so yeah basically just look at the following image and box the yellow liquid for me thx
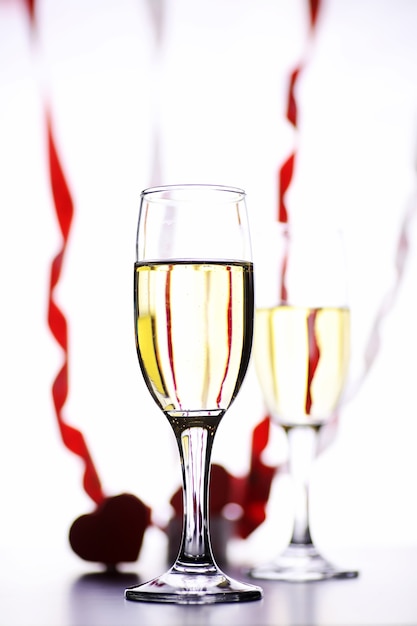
[134,260,253,417]
[254,305,350,426]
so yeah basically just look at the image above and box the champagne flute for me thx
[125,184,262,603]
[249,221,358,582]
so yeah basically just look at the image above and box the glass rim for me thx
[140,183,246,201]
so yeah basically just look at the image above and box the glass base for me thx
[249,544,359,582]
[125,564,262,604]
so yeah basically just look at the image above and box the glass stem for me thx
[285,425,320,547]
[169,416,221,569]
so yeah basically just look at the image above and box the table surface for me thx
[1,546,416,625]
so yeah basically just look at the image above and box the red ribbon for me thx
[22,0,35,25]
[278,0,321,297]
[240,0,323,538]
[22,0,105,506]
[46,111,105,505]
[278,0,321,223]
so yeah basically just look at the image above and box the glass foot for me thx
[249,545,359,582]
[125,563,263,604]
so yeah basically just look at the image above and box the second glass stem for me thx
[285,425,320,546]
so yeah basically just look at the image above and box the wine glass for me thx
[249,221,359,582]
[125,184,262,603]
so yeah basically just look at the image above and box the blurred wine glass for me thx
[249,221,358,581]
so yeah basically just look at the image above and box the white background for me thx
[1,0,417,574]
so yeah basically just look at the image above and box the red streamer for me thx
[278,0,321,300]
[278,0,321,223]
[22,0,35,26]
[46,111,105,505]
[239,0,323,538]
[22,0,105,506]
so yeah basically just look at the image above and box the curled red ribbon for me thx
[22,0,105,506]
[242,0,323,537]
[278,0,320,224]
[46,111,105,505]
[22,0,35,25]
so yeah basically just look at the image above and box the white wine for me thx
[254,305,350,426]
[134,260,254,418]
